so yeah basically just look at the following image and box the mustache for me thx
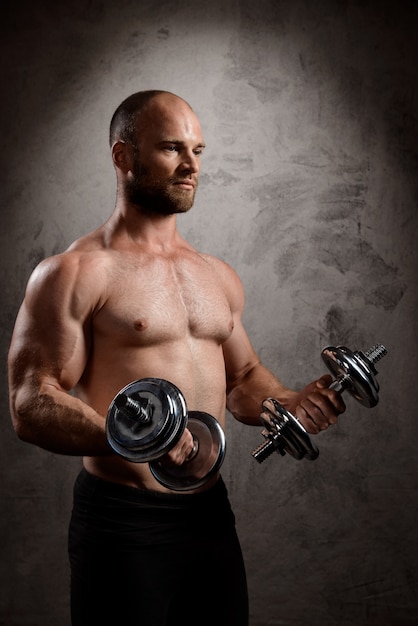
[136,172,198,189]
[170,176,198,186]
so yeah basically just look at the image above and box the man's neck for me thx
[107,199,183,252]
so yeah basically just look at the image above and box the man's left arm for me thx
[223,316,345,434]
[212,257,345,433]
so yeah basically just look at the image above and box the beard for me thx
[126,158,198,216]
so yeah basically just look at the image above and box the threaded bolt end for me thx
[115,394,152,423]
[252,440,277,463]
[364,344,387,364]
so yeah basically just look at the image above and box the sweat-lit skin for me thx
[8,93,345,492]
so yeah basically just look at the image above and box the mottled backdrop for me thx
[1,1,417,625]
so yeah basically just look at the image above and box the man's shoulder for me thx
[199,252,240,281]
[28,229,112,293]
[196,252,244,307]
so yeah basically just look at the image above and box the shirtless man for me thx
[8,90,345,626]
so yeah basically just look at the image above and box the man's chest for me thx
[93,255,234,346]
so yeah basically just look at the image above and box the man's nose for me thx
[179,150,199,174]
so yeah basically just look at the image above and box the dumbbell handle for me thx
[328,379,346,393]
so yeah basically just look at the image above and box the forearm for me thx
[10,380,111,456]
[226,362,298,425]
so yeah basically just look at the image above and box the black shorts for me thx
[68,468,249,626]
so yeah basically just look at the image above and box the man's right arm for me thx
[8,253,111,456]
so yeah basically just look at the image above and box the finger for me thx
[294,404,321,434]
[315,376,346,413]
[298,398,333,430]
[164,430,194,465]
[315,387,346,413]
[179,429,195,460]
[316,374,333,389]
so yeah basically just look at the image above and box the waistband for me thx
[75,467,229,509]
[70,468,236,547]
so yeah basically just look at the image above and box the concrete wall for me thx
[1,1,417,624]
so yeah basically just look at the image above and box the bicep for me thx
[215,259,261,386]
[222,316,260,390]
[9,299,90,393]
[8,258,93,395]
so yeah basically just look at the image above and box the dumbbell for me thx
[106,377,226,491]
[252,344,387,463]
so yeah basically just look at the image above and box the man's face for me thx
[126,96,205,215]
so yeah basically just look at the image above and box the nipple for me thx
[134,319,149,332]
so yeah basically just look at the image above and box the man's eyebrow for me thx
[158,139,206,148]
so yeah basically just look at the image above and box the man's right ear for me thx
[111,140,134,172]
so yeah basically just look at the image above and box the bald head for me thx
[109,90,195,147]
[110,90,204,216]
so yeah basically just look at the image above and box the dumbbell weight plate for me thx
[260,398,319,461]
[106,378,188,462]
[321,346,379,408]
[149,411,226,491]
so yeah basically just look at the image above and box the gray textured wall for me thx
[1,1,417,625]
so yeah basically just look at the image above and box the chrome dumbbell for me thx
[106,378,226,491]
[252,344,387,463]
